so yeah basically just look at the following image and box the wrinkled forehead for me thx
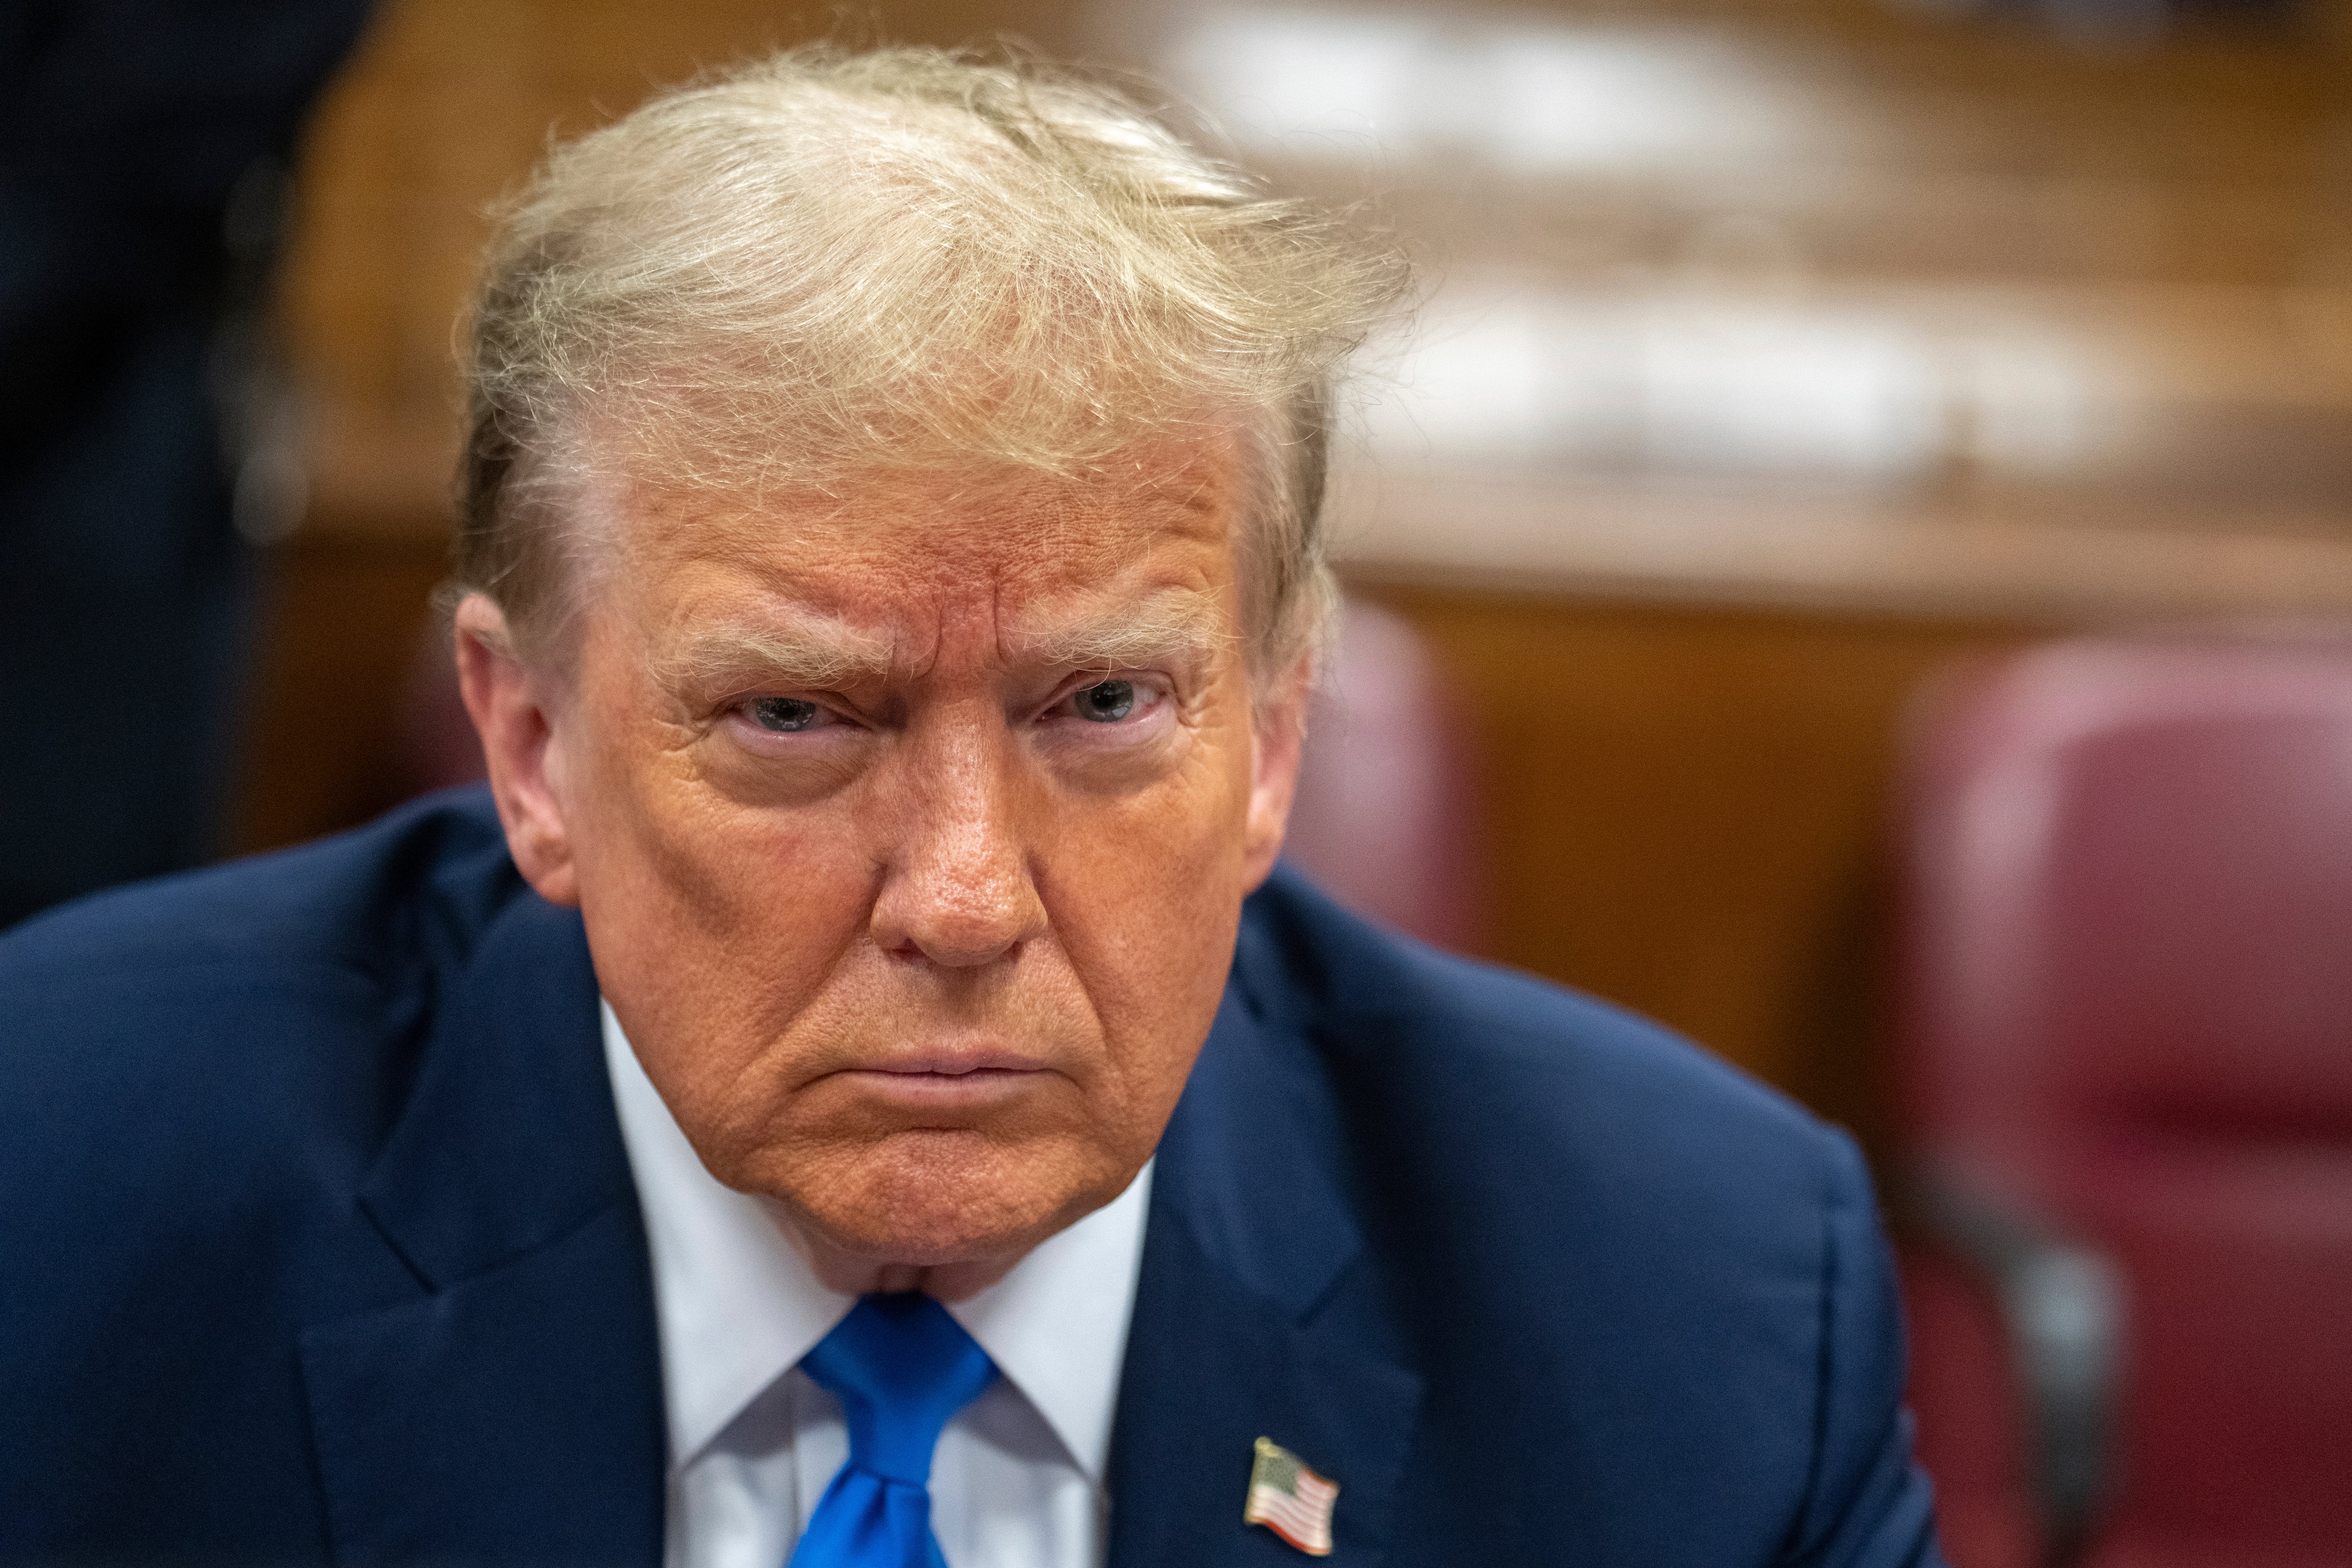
[566,430,1253,646]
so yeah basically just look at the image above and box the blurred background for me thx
[7,0,2350,1562]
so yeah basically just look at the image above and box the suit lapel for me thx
[300,891,666,1567]
[1107,948,1425,1568]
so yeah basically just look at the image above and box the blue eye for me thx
[749,697,821,732]
[1071,680,1136,723]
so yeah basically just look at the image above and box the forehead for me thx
[606,438,1245,623]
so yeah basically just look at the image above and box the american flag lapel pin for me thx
[1243,1436,1339,1556]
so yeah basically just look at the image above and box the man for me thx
[0,46,1944,1568]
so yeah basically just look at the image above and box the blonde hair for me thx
[452,44,1410,670]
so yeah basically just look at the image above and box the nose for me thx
[867,712,1048,969]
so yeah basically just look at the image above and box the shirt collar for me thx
[601,1003,1151,1480]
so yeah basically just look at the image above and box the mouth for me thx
[829,1048,1055,1108]
[863,1048,1050,1077]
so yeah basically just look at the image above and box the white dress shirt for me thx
[601,1005,1152,1568]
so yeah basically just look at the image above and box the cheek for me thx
[576,684,853,917]
[567,720,873,1108]
[1039,702,1259,1104]
[1052,701,1254,907]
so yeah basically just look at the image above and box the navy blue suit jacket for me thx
[1,790,1942,1567]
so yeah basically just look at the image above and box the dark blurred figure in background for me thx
[0,0,371,928]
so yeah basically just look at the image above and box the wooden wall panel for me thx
[1353,585,2028,1146]
[230,539,452,856]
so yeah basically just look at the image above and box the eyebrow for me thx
[654,610,896,695]
[1012,589,1231,673]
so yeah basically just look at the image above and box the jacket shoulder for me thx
[1235,862,1868,1321]
[1233,869,1920,1567]
[1239,862,1841,1182]
[1,785,521,988]
[0,788,530,1205]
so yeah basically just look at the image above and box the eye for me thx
[1070,679,1136,723]
[747,696,823,732]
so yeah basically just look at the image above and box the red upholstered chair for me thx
[1284,596,1486,953]
[1893,634,2352,1568]
[395,594,1486,951]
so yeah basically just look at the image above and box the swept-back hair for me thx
[453,44,1410,669]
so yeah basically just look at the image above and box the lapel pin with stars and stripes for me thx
[1243,1435,1339,1556]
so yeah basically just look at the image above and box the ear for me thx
[1240,652,1314,892]
[451,594,581,907]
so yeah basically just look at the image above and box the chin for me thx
[779,1128,1122,1269]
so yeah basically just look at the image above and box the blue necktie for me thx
[786,1293,998,1568]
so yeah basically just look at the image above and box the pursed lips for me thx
[834,1048,1054,1104]
[866,1046,1048,1074]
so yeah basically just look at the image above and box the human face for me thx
[457,441,1306,1293]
